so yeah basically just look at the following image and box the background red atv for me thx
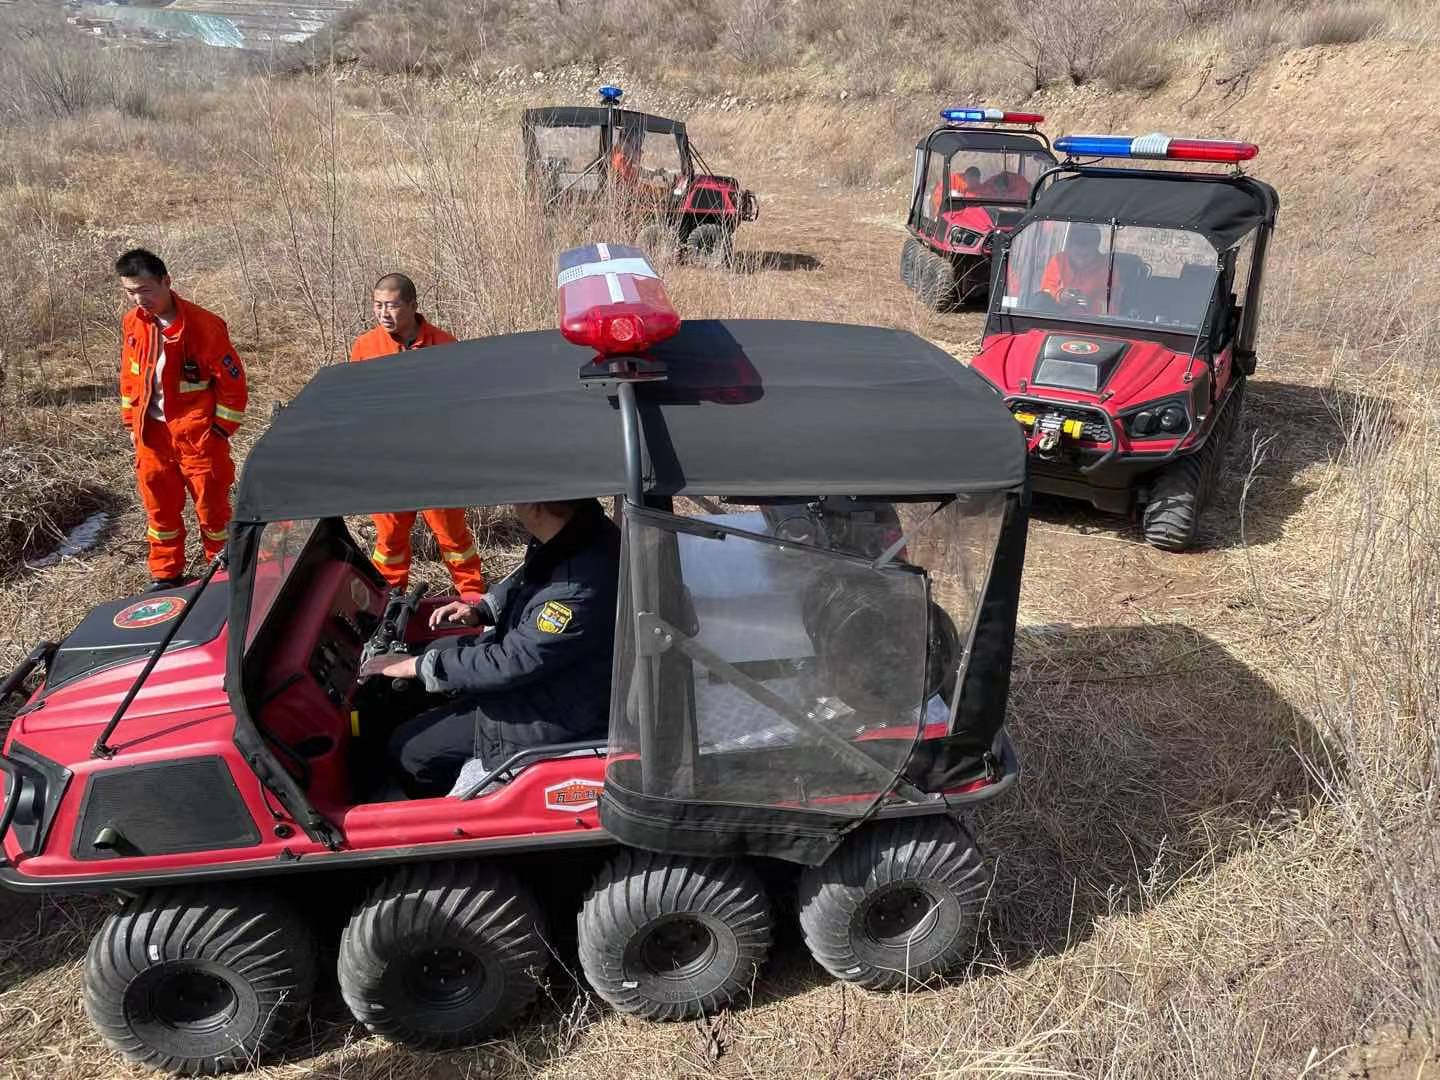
[969,133,1279,550]
[1,246,1029,1075]
[523,85,758,266]
[902,108,1056,310]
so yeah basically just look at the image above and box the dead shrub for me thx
[1001,0,1137,86]
[1290,2,1385,46]
[1218,8,1287,81]
[1100,35,1173,91]
[722,0,787,69]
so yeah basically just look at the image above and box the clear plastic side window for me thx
[607,497,1005,814]
[246,519,318,649]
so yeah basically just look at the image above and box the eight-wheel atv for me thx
[969,133,1279,550]
[902,108,1057,310]
[1,245,1030,1074]
[523,86,758,267]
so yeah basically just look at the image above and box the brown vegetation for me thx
[1,0,1439,1077]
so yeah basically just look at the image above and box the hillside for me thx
[0,2,1438,1077]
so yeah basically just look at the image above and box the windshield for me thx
[926,148,1054,212]
[533,124,605,193]
[245,519,319,649]
[1000,220,1221,331]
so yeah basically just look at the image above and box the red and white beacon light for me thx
[557,243,681,360]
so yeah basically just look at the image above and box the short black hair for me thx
[115,248,167,280]
[373,273,417,305]
[1070,223,1102,246]
[963,166,981,179]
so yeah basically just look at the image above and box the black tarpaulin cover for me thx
[1026,172,1279,250]
[233,319,1027,524]
[917,128,1054,158]
[522,106,685,136]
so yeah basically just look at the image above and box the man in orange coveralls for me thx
[116,248,247,591]
[1039,223,1118,313]
[350,273,485,599]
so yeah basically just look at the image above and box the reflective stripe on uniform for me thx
[178,381,210,394]
[129,362,140,375]
[147,525,181,541]
[441,545,480,564]
[214,404,244,423]
[201,527,228,542]
[371,547,407,565]
[120,395,136,407]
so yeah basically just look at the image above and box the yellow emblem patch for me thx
[536,600,574,634]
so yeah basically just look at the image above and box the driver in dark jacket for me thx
[358,498,621,797]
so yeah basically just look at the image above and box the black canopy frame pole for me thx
[615,377,664,793]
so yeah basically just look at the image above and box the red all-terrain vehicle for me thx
[1,245,1030,1075]
[523,86,758,266]
[969,133,1279,550]
[902,107,1057,310]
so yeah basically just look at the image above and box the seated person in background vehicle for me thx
[951,166,982,197]
[978,170,1031,200]
[358,498,621,798]
[1039,223,1120,313]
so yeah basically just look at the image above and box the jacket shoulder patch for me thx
[536,600,574,634]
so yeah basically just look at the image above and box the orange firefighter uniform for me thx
[1040,251,1119,312]
[350,318,485,598]
[120,295,246,580]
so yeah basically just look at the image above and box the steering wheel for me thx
[1058,288,1091,312]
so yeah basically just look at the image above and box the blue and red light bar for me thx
[1055,133,1258,163]
[941,107,1044,125]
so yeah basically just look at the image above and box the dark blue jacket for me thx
[417,500,621,755]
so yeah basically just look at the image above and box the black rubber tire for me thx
[683,223,733,268]
[900,238,919,290]
[338,861,547,1050]
[1141,377,1246,551]
[919,254,956,311]
[635,221,678,263]
[84,886,317,1076]
[577,850,773,1021]
[798,816,988,991]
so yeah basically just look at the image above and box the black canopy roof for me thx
[918,129,1054,159]
[234,320,1026,524]
[1023,171,1279,250]
[522,106,685,136]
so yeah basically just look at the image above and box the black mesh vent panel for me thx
[75,757,262,860]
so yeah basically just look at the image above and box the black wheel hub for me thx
[862,885,940,949]
[637,916,719,981]
[148,968,240,1034]
[401,946,486,1010]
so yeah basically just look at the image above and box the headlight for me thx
[1124,398,1191,439]
[948,226,981,247]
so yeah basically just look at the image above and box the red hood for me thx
[13,634,230,739]
[943,203,1025,234]
[972,328,1192,409]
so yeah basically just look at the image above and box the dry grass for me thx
[1,5,1440,1078]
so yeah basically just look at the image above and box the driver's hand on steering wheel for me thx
[429,600,481,630]
[358,654,421,681]
[1059,288,1090,310]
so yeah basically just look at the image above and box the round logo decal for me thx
[1060,340,1101,355]
[113,595,188,631]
